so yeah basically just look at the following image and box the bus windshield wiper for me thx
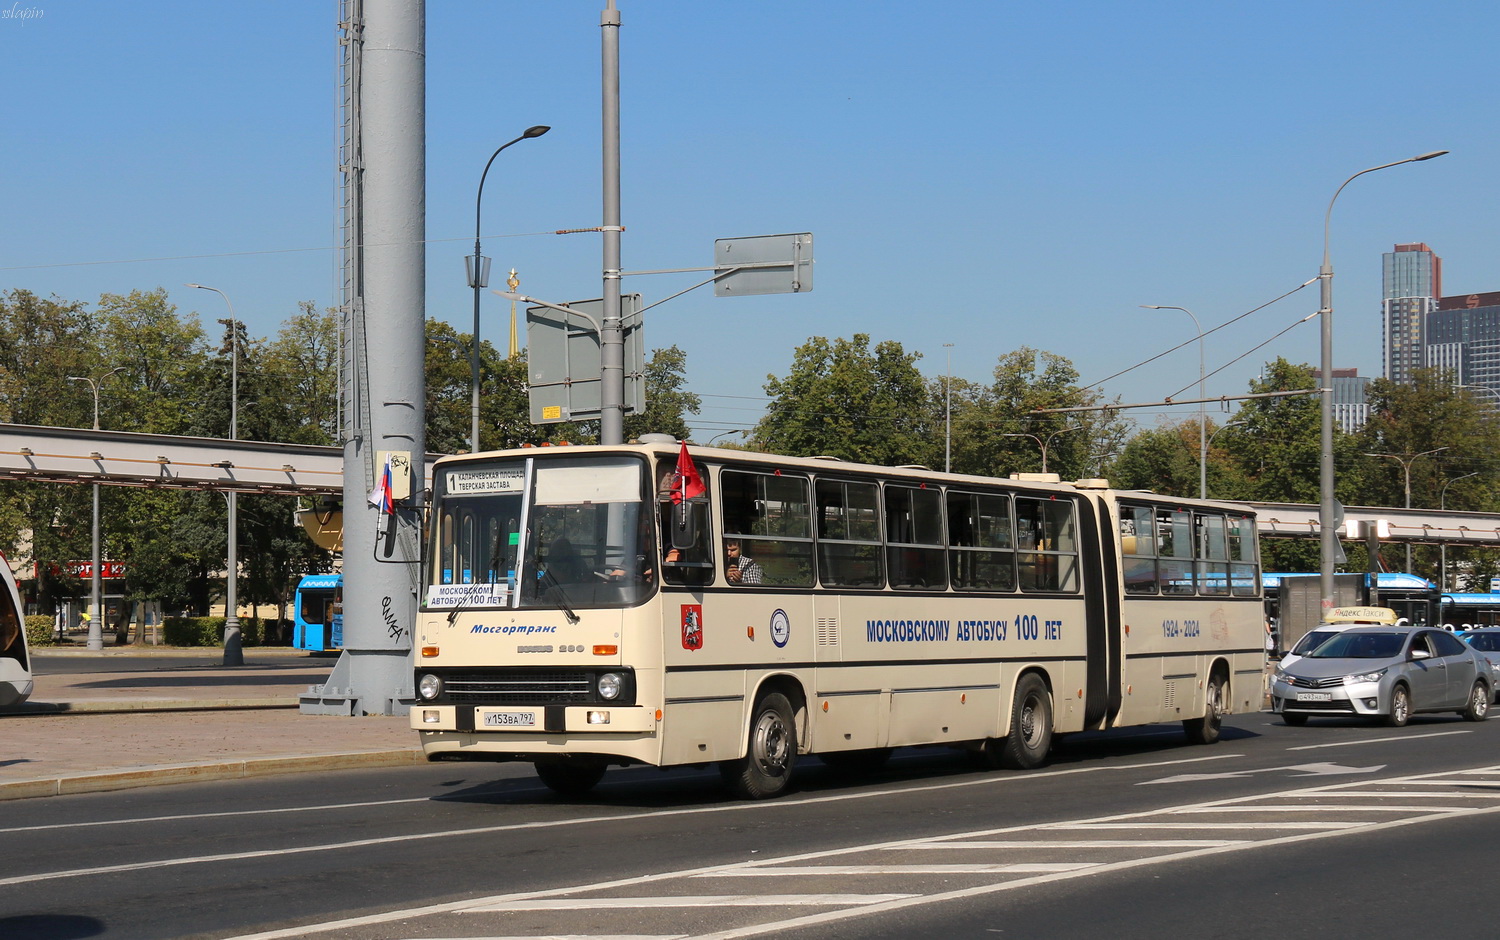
[446,574,501,625]
[539,568,581,624]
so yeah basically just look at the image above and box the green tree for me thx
[950,347,1129,481]
[755,334,935,466]
[625,345,700,442]
[263,301,339,445]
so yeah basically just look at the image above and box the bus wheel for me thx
[720,691,798,799]
[990,674,1053,770]
[1183,672,1225,745]
[535,758,607,797]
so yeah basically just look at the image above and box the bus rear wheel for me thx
[535,757,607,797]
[975,674,1053,770]
[720,691,798,799]
[1183,672,1226,745]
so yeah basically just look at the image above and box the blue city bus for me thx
[293,573,342,652]
[1264,571,1437,630]
[1439,593,1500,628]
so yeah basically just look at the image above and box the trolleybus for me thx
[411,441,1264,798]
[293,573,342,653]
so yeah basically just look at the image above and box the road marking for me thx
[1054,821,1363,829]
[711,864,1097,876]
[1140,761,1384,784]
[217,765,1500,940]
[1286,729,1472,750]
[467,894,915,911]
[897,839,1244,848]
[0,751,1245,888]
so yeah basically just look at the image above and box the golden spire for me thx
[507,268,521,359]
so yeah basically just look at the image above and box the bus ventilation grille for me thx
[817,618,839,647]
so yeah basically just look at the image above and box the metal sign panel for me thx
[526,295,645,424]
[713,232,813,297]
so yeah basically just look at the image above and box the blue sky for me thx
[2,1,1494,442]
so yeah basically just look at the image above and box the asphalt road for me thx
[4,711,1499,940]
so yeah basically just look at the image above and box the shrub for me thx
[162,616,273,647]
[24,614,54,647]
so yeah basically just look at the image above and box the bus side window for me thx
[722,468,814,587]
[658,458,713,586]
[1120,504,1158,595]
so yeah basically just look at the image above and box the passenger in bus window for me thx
[725,539,763,585]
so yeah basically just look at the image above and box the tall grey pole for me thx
[186,283,243,666]
[599,0,624,445]
[469,126,550,453]
[1140,305,1205,498]
[1319,151,1448,611]
[67,366,123,651]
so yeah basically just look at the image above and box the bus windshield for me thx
[426,454,656,611]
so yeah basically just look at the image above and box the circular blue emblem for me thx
[770,609,791,648]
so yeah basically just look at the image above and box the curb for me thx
[1,699,300,717]
[0,748,427,802]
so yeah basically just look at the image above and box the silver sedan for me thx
[1271,625,1491,727]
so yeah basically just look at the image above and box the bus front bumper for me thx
[411,703,658,735]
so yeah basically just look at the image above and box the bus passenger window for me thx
[947,491,1016,591]
[1196,513,1229,595]
[1120,504,1157,595]
[1156,508,1195,595]
[816,479,884,588]
[1016,496,1078,593]
[886,484,947,590]
[721,468,813,587]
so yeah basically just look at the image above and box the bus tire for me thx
[997,674,1053,770]
[1183,672,1225,745]
[720,691,798,799]
[535,758,607,797]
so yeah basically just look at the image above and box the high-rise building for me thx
[1428,291,1500,397]
[1314,368,1371,433]
[1383,242,1442,301]
[1382,243,1442,385]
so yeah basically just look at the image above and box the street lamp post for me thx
[1318,150,1449,609]
[468,125,550,454]
[1140,305,1206,499]
[1002,426,1081,475]
[943,343,954,473]
[1203,420,1246,499]
[1363,446,1448,572]
[66,366,125,651]
[1440,471,1479,593]
[185,282,244,666]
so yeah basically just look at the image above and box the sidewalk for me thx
[0,649,422,801]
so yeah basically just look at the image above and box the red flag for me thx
[671,441,705,504]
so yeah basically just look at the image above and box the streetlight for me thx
[66,366,125,652]
[1440,471,1479,593]
[1203,420,1246,499]
[1318,150,1449,609]
[467,125,551,453]
[1002,426,1081,475]
[1362,446,1448,572]
[185,282,244,666]
[943,343,954,473]
[1140,305,1206,499]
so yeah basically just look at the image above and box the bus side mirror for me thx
[671,498,708,551]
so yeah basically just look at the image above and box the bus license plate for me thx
[482,710,536,728]
[1296,692,1333,702]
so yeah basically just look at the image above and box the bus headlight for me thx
[418,673,443,700]
[597,672,623,700]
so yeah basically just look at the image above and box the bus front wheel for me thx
[720,691,798,799]
[535,757,607,797]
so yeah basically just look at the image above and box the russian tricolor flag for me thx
[368,455,395,514]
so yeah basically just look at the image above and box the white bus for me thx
[0,550,33,708]
[412,441,1264,798]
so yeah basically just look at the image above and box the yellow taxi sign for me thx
[1323,606,1399,625]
